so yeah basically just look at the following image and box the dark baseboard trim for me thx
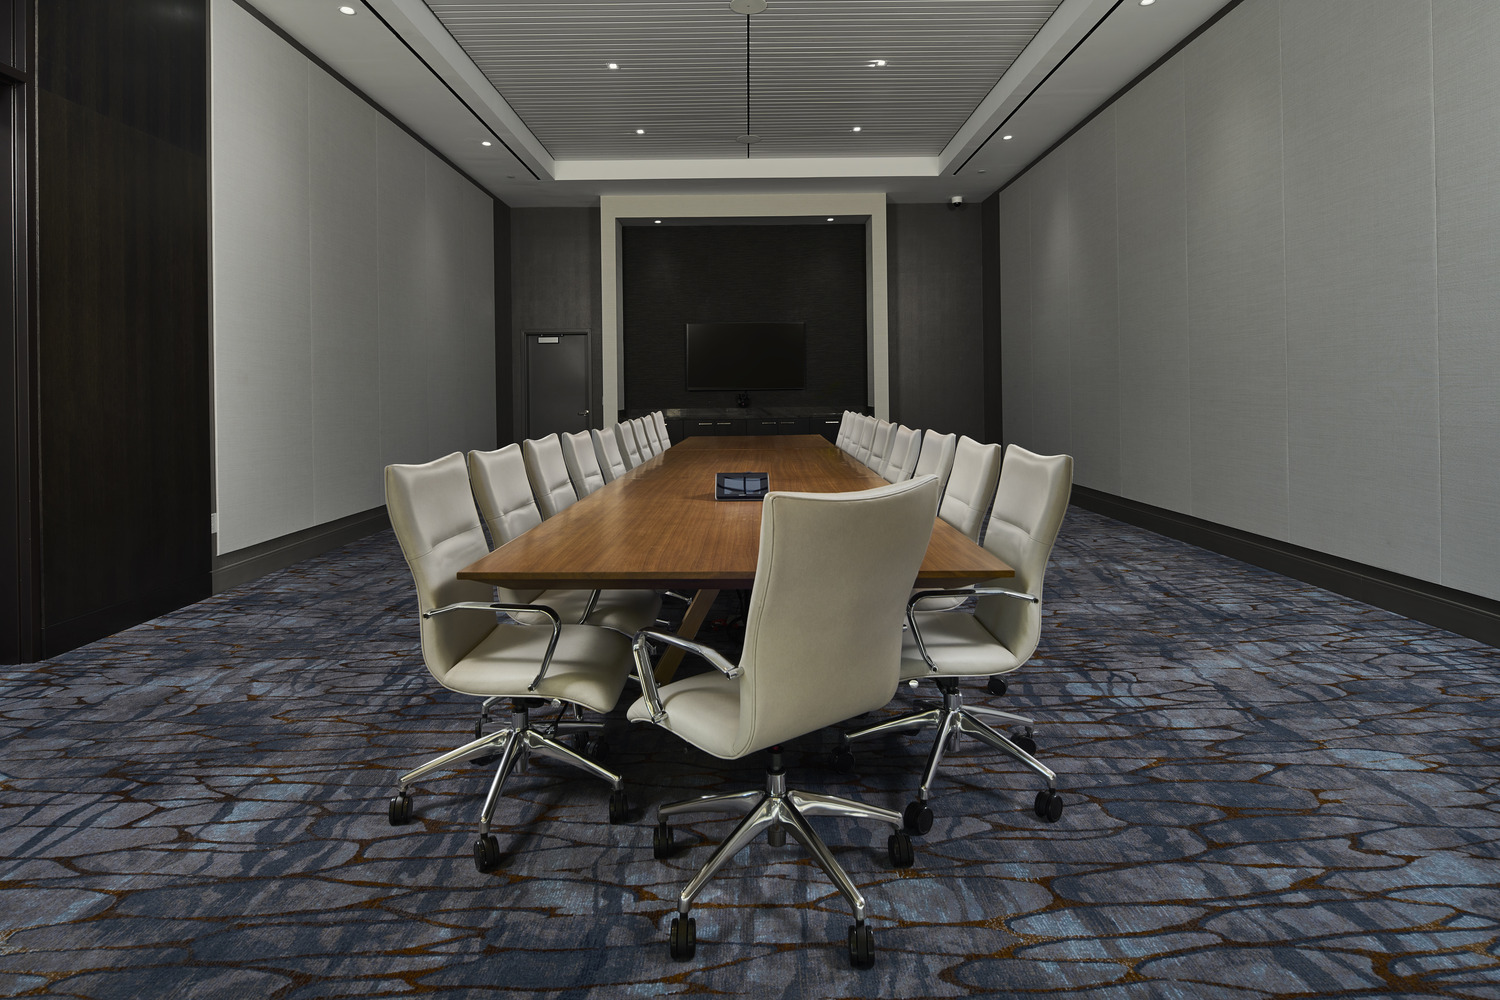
[213,507,390,594]
[1070,486,1500,648]
[39,581,210,660]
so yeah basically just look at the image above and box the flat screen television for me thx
[685,322,806,391]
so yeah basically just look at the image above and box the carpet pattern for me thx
[1,507,1498,998]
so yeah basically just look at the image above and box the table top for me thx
[458,434,1013,590]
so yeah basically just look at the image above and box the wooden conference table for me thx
[459,434,1013,679]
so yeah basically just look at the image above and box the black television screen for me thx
[685,322,806,391]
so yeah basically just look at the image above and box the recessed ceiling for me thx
[245,0,1231,206]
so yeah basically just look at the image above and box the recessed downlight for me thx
[480,140,492,147]
[607,63,619,69]
[654,220,662,224]
[827,217,835,222]
[729,0,767,12]
[636,128,646,135]
[338,4,356,13]
[1002,134,1013,140]
[868,59,886,67]
[1140,0,1155,5]
[851,126,862,132]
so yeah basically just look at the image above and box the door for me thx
[525,332,591,438]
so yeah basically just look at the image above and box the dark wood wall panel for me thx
[511,207,601,436]
[982,191,1003,444]
[1,0,27,663]
[621,224,867,414]
[32,0,209,656]
[888,204,985,440]
[493,200,513,445]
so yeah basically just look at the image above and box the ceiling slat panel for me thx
[426,0,1060,158]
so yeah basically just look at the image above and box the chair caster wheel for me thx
[832,747,856,773]
[387,791,412,826]
[1013,734,1037,754]
[848,921,875,968]
[652,822,675,859]
[574,732,607,756]
[669,915,696,961]
[987,677,1008,697]
[1034,789,1064,822]
[888,830,915,868]
[902,800,933,836]
[608,789,630,824]
[473,833,501,872]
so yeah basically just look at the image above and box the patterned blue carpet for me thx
[2,507,1498,998]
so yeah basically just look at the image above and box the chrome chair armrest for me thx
[423,601,562,692]
[629,627,741,725]
[904,589,1040,671]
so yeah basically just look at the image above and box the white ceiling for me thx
[244,0,1230,206]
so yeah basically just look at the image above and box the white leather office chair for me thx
[592,427,628,483]
[912,429,958,499]
[560,429,606,497]
[383,453,633,872]
[468,445,661,633]
[939,435,1000,540]
[637,416,662,457]
[521,434,579,520]
[880,424,920,482]
[614,421,644,469]
[851,414,877,465]
[835,411,857,452]
[841,446,1074,831]
[628,475,942,968]
[866,420,895,472]
[652,411,671,448]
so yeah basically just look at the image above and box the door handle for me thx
[577,410,590,416]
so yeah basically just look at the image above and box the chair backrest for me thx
[939,436,1002,540]
[386,453,499,682]
[521,434,579,519]
[852,414,877,464]
[467,444,543,545]
[866,420,895,472]
[614,422,643,468]
[974,446,1073,663]
[592,427,628,482]
[723,476,942,758]
[836,411,857,452]
[912,429,958,499]
[560,429,606,497]
[653,411,671,448]
[635,416,661,456]
[880,424,920,482]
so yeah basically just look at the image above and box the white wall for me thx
[211,0,495,554]
[998,0,1500,603]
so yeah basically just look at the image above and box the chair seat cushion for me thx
[509,589,663,633]
[443,623,633,714]
[626,671,743,760]
[900,611,1022,680]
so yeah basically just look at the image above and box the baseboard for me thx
[213,507,390,594]
[1070,486,1500,648]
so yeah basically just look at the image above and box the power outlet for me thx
[210,513,219,534]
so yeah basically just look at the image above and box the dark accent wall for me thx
[1,0,28,663]
[493,200,513,445]
[981,192,1003,444]
[621,224,867,413]
[511,207,601,436]
[26,0,210,658]
[887,203,984,440]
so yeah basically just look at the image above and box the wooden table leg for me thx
[654,588,720,683]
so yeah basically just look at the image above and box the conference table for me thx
[458,434,1013,680]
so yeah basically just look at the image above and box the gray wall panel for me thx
[1281,0,1440,579]
[375,117,431,469]
[888,204,985,440]
[1115,56,1191,512]
[1064,110,1120,493]
[1028,157,1072,460]
[1433,1,1500,602]
[212,0,497,556]
[211,0,312,553]
[1183,0,1288,540]
[999,178,1033,452]
[309,70,382,524]
[512,208,599,435]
